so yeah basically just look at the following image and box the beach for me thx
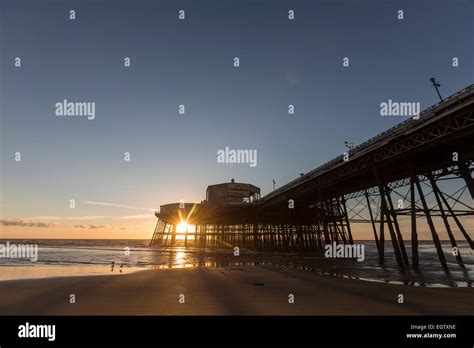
[0,265,473,315]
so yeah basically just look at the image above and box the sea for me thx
[0,239,472,287]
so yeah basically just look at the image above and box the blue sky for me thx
[0,0,472,238]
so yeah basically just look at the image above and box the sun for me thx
[176,221,188,233]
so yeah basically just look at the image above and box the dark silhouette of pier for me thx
[151,84,474,270]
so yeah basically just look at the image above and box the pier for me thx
[151,84,474,269]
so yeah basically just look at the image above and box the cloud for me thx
[119,214,153,219]
[73,224,109,229]
[22,216,63,220]
[68,216,109,220]
[25,216,109,220]
[26,214,151,220]
[81,201,156,211]
[0,219,60,228]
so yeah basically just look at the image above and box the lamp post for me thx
[430,77,443,102]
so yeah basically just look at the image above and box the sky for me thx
[0,0,473,239]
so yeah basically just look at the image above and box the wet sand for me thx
[0,265,472,315]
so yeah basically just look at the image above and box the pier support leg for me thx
[428,173,465,268]
[437,186,474,249]
[150,219,163,247]
[375,167,404,269]
[365,189,382,265]
[340,196,353,244]
[458,161,474,199]
[410,176,419,269]
[385,185,409,265]
[379,197,385,265]
[184,226,188,248]
[379,184,404,269]
[414,175,448,269]
[253,224,258,249]
[171,223,177,246]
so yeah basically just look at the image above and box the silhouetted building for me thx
[206,179,260,204]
